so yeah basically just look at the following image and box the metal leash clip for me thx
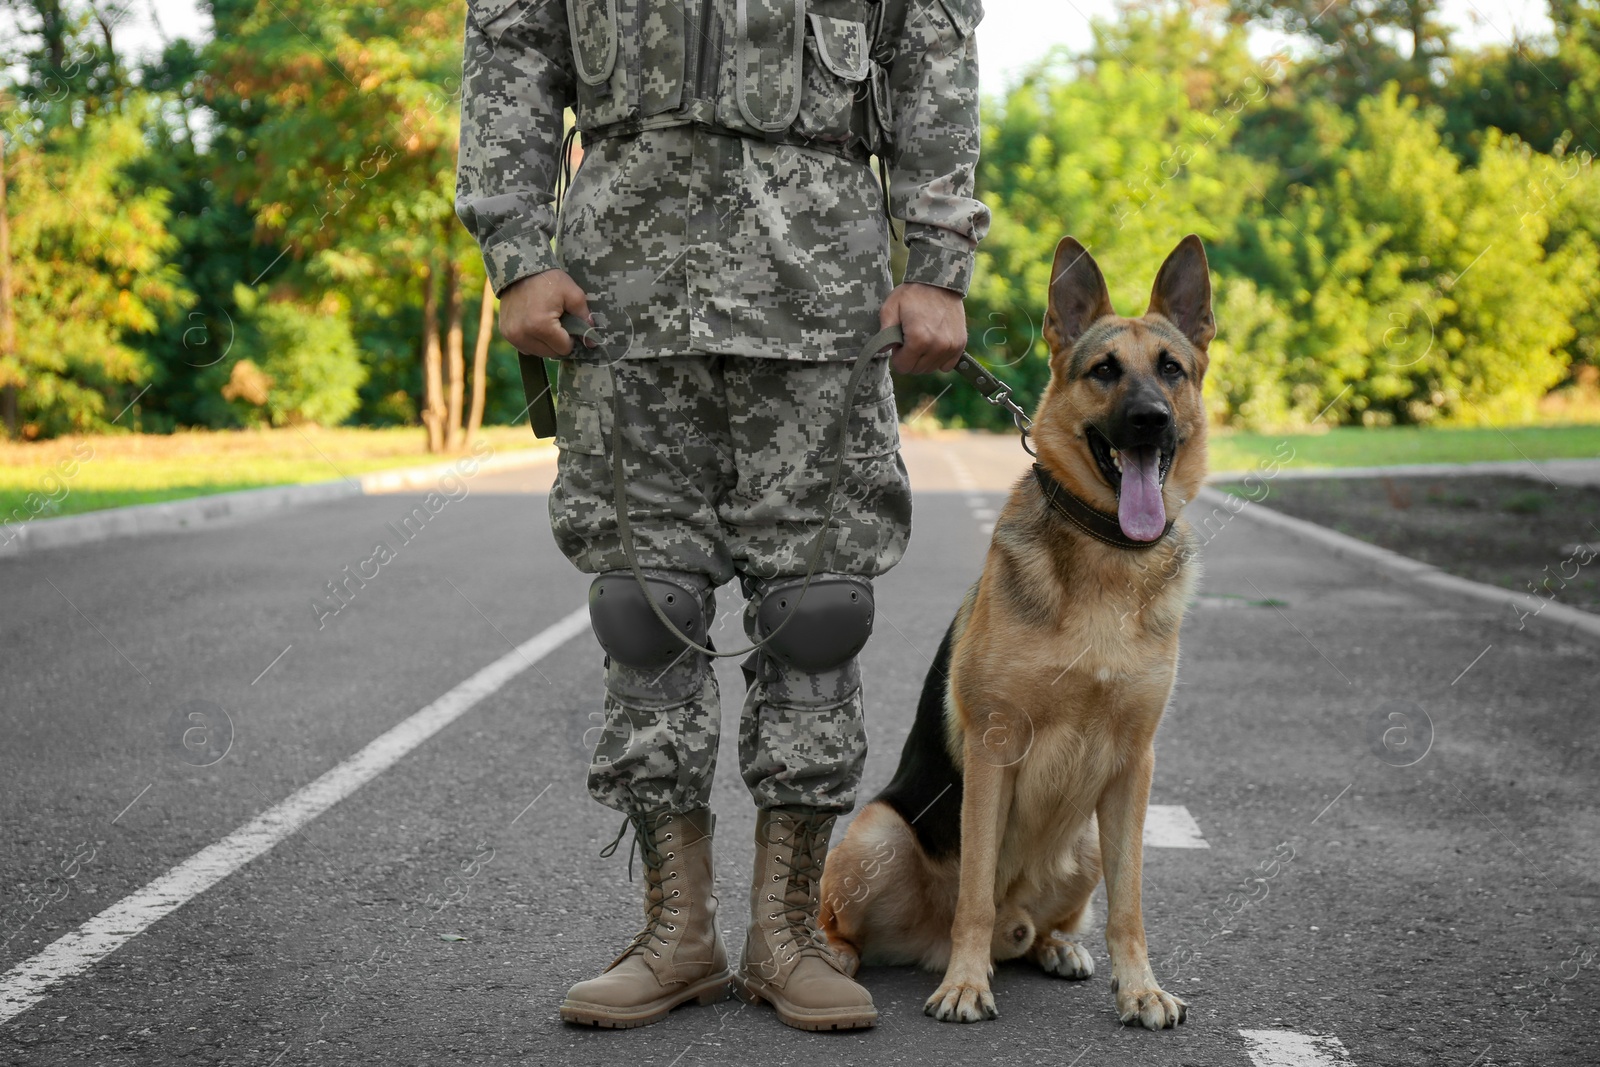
[953,354,1037,456]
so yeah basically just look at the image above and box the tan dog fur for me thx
[819,235,1216,1028]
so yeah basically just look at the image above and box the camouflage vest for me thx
[566,0,891,158]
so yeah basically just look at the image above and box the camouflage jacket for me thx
[456,0,991,361]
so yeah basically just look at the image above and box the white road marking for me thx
[1144,804,1210,849]
[0,607,591,1026]
[948,455,997,537]
[1240,1029,1355,1066]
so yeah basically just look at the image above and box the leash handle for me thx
[517,313,604,438]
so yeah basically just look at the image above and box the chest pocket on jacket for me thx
[791,13,870,146]
[569,0,687,128]
[731,0,805,133]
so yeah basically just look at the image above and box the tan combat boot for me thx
[735,807,878,1030]
[559,808,730,1027]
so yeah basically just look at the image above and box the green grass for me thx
[1207,423,1600,474]
[5,421,1598,525]
[0,426,552,523]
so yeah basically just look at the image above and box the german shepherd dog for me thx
[819,235,1214,1027]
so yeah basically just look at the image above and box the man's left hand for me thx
[880,282,967,375]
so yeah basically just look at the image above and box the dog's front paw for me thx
[1034,936,1094,979]
[924,976,998,1023]
[828,941,862,978]
[1116,985,1187,1029]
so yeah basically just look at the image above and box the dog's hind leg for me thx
[820,801,935,977]
[1029,826,1102,980]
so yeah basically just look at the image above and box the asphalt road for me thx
[1,434,1596,1067]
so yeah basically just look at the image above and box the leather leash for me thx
[514,315,595,438]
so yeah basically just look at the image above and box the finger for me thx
[937,337,966,373]
[927,335,963,374]
[545,318,578,358]
[523,315,574,359]
[565,287,599,347]
[892,336,928,375]
[504,317,565,359]
[878,295,902,331]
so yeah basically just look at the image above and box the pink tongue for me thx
[1118,446,1166,541]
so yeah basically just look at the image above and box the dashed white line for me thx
[1144,804,1210,849]
[948,455,999,538]
[0,606,591,1025]
[1240,1029,1355,1066]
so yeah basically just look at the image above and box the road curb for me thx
[0,445,555,560]
[1196,486,1600,642]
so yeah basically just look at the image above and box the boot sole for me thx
[734,973,879,1031]
[559,971,731,1029]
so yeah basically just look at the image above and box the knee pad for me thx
[743,575,874,706]
[589,570,712,672]
[749,574,875,671]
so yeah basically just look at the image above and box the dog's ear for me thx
[1043,237,1115,356]
[1147,234,1216,359]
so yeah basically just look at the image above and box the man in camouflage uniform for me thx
[456,0,988,1031]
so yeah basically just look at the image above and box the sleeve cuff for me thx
[482,227,561,296]
[901,233,976,296]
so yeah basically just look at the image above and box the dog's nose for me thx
[1126,401,1171,434]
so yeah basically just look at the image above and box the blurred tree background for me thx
[931,0,1600,431]
[2,0,1600,444]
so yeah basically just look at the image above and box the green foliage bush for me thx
[202,287,368,428]
[898,3,1600,434]
[2,106,192,435]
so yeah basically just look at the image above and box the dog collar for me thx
[1031,463,1173,550]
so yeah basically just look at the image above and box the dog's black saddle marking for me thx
[875,614,964,861]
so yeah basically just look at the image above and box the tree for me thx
[0,1,190,436]
[1224,87,1598,426]
[0,108,190,435]
[1,128,16,437]
[206,0,488,451]
[1227,0,1452,103]
[910,3,1270,429]
[220,285,367,427]
[465,277,493,448]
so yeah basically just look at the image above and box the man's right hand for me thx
[498,270,597,358]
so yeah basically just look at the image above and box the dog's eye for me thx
[1089,358,1120,381]
[1158,352,1185,379]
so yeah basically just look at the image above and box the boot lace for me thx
[767,814,834,964]
[599,812,682,960]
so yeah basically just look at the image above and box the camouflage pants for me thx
[549,353,912,816]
